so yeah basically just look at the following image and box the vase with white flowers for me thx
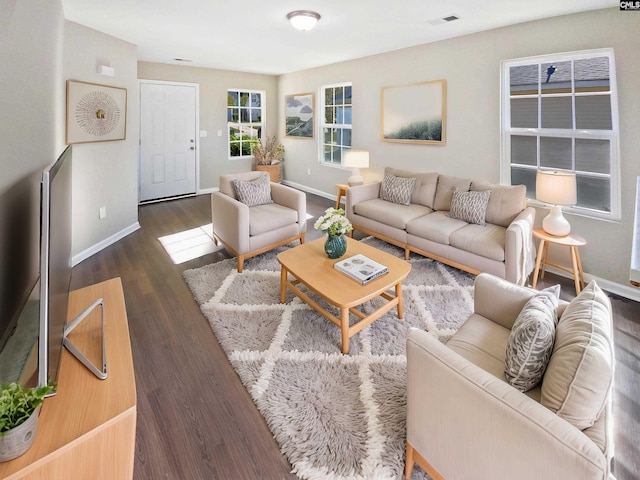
[314,207,353,259]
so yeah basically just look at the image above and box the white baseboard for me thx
[72,222,141,267]
[197,187,218,195]
[542,265,640,303]
[282,180,336,202]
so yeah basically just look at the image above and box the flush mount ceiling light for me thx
[287,10,321,31]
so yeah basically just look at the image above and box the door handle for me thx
[190,146,195,150]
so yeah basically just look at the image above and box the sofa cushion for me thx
[249,203,298,236]
[406,211,467,245]
[380,172,416,205]
[449,223,506,262]
[504,285,560,392]
[384,167,439,208]
[447,188,491,226]
[354,198,432,230]
[541,281,613,430]
[433,175,471,211]
[471,181,527,228]
[233,174,273,207]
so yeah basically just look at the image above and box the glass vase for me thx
[324,234,347,259]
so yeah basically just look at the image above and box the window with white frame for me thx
[227,89,263,158]
[501,49,620,220]
[320,83,352,165]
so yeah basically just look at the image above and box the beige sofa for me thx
[346,167,535,285]
[405,273,615,480]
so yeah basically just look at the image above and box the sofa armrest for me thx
[345,182,381,220]
[406,328,608,480]
[211,192,249,253]
[270,183,307,233]
[504,206,536,285]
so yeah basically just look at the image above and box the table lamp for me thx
[344,150,369,186]
[536,170,577,237]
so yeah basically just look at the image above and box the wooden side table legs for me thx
[531,229,586,296]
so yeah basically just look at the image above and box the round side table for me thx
[532,228,586,295]
[335,183,349,209]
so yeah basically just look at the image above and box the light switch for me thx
[217,130,223,137]
[199,130,208,137]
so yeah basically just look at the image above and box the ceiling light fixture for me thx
[287,10,321,31]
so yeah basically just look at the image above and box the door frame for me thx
[138,79,201,203]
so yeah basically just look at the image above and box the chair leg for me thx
[237,255,245,273]
[405,442,415,479]
[300,233,305,244]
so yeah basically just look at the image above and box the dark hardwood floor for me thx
[69,193,640,480]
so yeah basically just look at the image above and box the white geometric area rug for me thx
[183,237,475,480]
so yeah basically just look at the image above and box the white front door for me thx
[139,82,197,203]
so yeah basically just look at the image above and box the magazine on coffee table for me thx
[334,254,389,285]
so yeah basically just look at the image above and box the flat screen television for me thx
[39,146,107,390]
[38,145,73,388]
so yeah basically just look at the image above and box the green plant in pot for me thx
[0,382,54,462]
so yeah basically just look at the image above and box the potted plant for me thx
[251,136,285,183]
[0,382,54,462]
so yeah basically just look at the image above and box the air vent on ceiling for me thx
[427,14,460,26]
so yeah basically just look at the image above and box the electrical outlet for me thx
[307,168,311,175]
[99,206,106,219]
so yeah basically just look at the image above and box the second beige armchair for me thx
[211,172,306,272]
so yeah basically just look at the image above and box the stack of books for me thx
[334,254,389,285]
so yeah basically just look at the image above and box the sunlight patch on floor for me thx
[158,223,223,264]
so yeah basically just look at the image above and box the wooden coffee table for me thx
[277,237,411,354]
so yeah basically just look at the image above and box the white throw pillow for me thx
[504,285,560,392]
[232,175,273,207]
[380,173,416,206]
[447,188,491,226]
[541,281,614,430]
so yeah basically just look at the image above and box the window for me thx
[227,89,263,158]
[320,83,352,165]
[501,49,620,220]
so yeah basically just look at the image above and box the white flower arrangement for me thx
[314,207,353,237]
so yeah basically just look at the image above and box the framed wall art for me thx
[381,79,446,145]
[66,80,127,144]
[285,93,314,138]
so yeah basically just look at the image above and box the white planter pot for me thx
[0,405,41,462]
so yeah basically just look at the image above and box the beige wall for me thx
[278,8,640,293]
[0,0,65,191]
[64,21,140,262]
[137,62,278,190]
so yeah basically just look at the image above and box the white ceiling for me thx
[61,0,618,75]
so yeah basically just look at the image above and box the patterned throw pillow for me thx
[504,285,560,392]
[232,175,273,207]
[380,173,416,205]
[447,188,491,225]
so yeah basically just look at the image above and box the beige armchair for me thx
[405,273,614,480]
[211,172,306,272]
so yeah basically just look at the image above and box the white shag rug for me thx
[183,238,475,480]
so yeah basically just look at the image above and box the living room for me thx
[1,1,639,479]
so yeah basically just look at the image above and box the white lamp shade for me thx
[344,150,369,187]
[536,170,577,236]
[344,150,369,169]
[536,170,577,206]
[287,11,320,31]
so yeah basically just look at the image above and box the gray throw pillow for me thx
[380,172,416,205]
[232,175,273,207]
[447,188,491,225]
[504,285,560,392]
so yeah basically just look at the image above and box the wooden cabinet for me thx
[0,278,136,480]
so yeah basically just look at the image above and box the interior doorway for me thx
[139,80,199,203]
